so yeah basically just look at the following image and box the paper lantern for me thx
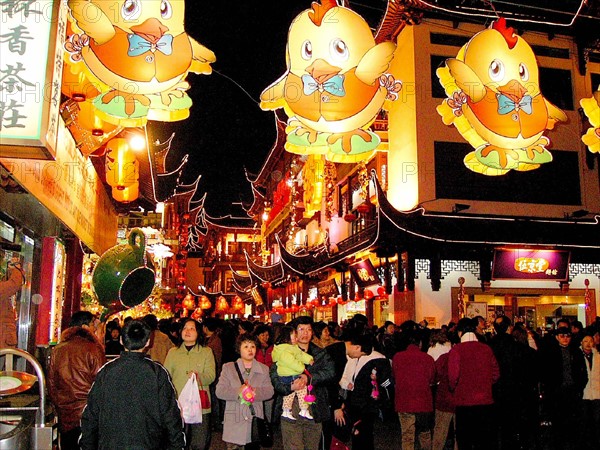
[580,90,600,153]
[377,286,387,297]
[77,100,117,137]
[191,307,203,320]
[65,0,215,127]
[111,182,139,203]
[182,294,195,310]
[105,138,139,190]
[200,295,212,310]
[259,0,401,163]
[216,296,228,313]
[232,295,244,313]
[436,18,567,175]
[364,289,374,300]
[337,296,346,305]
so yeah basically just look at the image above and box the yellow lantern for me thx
[182,294,196,310]
[580,89,600,154]
[200,295,212,310]
[77,100,117,137]
[111,182,139,203]
[215,296,228,313]
[105,138,139,190]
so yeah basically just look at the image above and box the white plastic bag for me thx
[178,372,203,423]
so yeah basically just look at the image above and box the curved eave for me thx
[251,112,287,188]
[244,251,285,284]
[373,170,600,257]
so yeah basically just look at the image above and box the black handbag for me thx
[234,363,274,448]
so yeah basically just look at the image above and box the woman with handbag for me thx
[164,318,216,450]
[216,334,274,449]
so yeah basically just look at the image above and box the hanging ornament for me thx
[112,182,139,203]
[200,295,212,310]
[105,138,139,190]
[457,277,466,318]
[436,18,567,175]
[580,89,600,153]
[182,294,195,310]
[216,296,228,313]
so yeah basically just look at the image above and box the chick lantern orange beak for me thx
[130,18,169,44]
[306,59,341,84]
[497,79,527,104]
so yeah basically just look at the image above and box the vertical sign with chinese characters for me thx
[0,0,65,159]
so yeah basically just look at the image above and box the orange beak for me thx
[130,18,169,44]
[306,59,341,84]
[497,79,527,103]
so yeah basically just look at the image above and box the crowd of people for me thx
[45,311,600,450]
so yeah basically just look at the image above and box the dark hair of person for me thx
[178,318,206,347]
[312,321,328,339]
[457,317,477,334]
[203,317,221,333]
[293,316,314,329]
[349,333,373,355]
[122,320,151,351]
[429,329,449,346]
[493,315,512,334]
[275,325,296,345]
[235,333,259,354]
[142,314,158,331]
[69,311,94,328]
[511,326,529,346]
[253,324,272,345]
[238,320,255,334]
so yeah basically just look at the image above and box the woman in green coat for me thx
[164,318,216,450]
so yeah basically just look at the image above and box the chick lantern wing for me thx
[259,0,401,164]
[580,87,600,154]
[436,18,567,176]
[64,0,215,128]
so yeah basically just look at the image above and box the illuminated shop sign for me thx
[492,249,570,281]
[349,259,379,288]
[317,278,339,297]
[0,0,65,159]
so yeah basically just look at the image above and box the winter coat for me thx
[393,344,435,413]
[540,340,588,396]
[163,344,216,413]
[270,342,335,423]
[272,343,314,376]
[216,359,274,446]
[434,352,455,413]
[79,351,185,450]
[582,348,600,401]
[146,330,175,365]
[448,335,500,406]
[256,344,273,368]
[47,327,106,432]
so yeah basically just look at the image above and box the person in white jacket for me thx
[581,334,600,449]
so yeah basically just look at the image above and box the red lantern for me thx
[200,295,212,310]
[182,294,195,310]
[232,296,244,314]
[329,297,337,306]
[216,296,228,313]
[191,307,203,320]
[377,286,387,297]
[291,305,299,313]
[364,289,374,300]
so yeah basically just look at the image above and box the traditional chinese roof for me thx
[245,251,286,284]
[246,112,288,189]
[202,211,256,230]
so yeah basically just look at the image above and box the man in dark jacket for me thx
[540,326,588,450]
[270,316,335,450]
[335,333,393,450]
[80,320,185,450]
[48,311,106,450]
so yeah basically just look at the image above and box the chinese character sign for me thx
[259,0,401,163]
[580,87,599,154]
[349,258,379,288]
[0,0,65,159]
[492,249,570,281]
[436,18,567,176]
[64,0,215,127]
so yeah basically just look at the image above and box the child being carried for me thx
[272,325,314,420]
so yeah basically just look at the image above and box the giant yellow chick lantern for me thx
[580,87,600,153]
[64,0,215,127]
[437,18,567,175]
[260,0,401,163]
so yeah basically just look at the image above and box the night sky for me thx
[148,1,388,216]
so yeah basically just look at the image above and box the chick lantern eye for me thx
[488,59,505,82]
[301,40,312,60]
[518,63,529,81]
[121,0,141,20]
[330,38,349,62]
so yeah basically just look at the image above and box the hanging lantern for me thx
[232,295,244,313]
[111,182,139,203]
[328,297,337,307]
[337,296,346,305]
[191,307,203,320]
[182,294,195,310]
[105,138,139,190]
[200,295,212,310]
[77,100,117,137]
[216,296,228,313]
[364,289,374,300]
[377,286,387,297]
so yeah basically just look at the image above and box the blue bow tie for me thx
[497,93,533,115]
[302,74,345,97]
[127,33,173,57]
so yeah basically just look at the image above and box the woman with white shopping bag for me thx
[164,318,216,450]
[216,334,274,449]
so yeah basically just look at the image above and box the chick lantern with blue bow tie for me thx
[436,18,567,175]
[63,0,215,128]
[260,0,401,163]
